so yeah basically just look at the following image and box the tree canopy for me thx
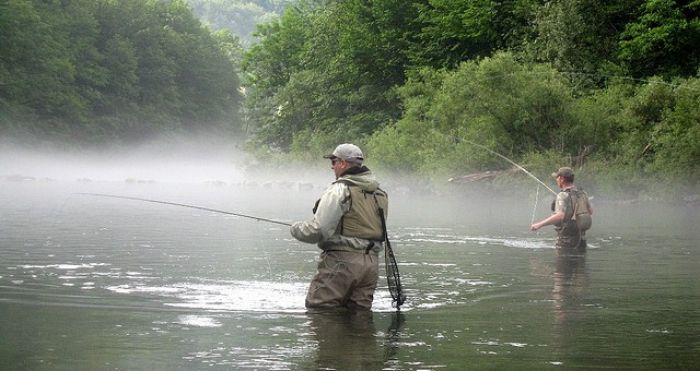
[1,0,243,142]
[241,0,700,191]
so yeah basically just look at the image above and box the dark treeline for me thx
[1,0,243,143]
[242,0,700,196]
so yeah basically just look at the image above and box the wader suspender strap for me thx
[373,193,387,241]
[337,181,352,236]
[569,189,579,220]
[363,191,381,254]
[565,189,583,247]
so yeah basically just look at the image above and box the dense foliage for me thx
[0,0,243,142]
[367,53,700,191]
[242,0,700,194]
[241,0,416,156]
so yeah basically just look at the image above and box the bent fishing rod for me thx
[77,193,292,226]
[461,139,557,195]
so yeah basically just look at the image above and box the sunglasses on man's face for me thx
[331,158,341,165]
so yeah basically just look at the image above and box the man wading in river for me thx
[530,167,593,251]
[290,143,388,310]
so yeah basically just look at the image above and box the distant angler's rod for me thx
[77,193,292,226]
[463,140,557,195]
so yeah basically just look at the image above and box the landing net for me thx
[384,238,405,309]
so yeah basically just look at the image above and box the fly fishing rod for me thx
[461,139,557,195]
[77,193,292,226]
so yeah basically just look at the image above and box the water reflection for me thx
[383,311,405,369]
[304,310,405,370]
[550,249,590,366]
[305,310,380,369]
[552,250,588,326]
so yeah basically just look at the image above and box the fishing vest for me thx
[337,181,388,241]
[565,189,592,232]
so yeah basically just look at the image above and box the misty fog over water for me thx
[1,138,251,184]
[1,140,699,369]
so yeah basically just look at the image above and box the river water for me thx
[1,175,699,370]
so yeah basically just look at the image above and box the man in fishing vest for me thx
[530,167,593,250]
[290,143,388,310]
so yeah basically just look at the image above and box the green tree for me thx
[651,76,700,178]
[618,0,700,78]
[524,0,643,86]
[367,53,578,178]
[411,0,539,69]
[242,4,310,149]
[243,0,415,152]
[1,0,243,142]
[1,0,92,123]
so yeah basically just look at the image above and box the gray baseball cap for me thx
[323,143,364,162]
[552,167,574,178]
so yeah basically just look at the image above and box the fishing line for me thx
[258,219,280,308]
[531,185,540,227]
[76,193,292,226]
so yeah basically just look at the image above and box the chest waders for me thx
[559,189,592,249]
[337,181,405,309]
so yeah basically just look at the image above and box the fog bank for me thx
[0,136,332,187]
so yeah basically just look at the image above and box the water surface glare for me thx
[1,180,699,370]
